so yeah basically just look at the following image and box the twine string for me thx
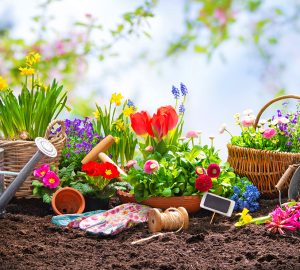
[131,207,186,245]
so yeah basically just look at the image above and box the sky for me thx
[1,0,298,160]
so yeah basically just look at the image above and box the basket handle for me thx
[254,95,300,129]
[44,119,66,139]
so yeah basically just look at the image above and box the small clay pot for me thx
[51,187,85,215]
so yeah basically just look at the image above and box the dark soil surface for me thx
[0,197,300,270]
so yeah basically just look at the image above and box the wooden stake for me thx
[210,212,216,224]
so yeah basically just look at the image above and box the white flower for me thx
[271,118,278,126]
[219,123,226,134]
[259,119,267,125]
[243,109,253,116]
[278,117,289,124]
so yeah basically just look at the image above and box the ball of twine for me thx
[131,207,189,245]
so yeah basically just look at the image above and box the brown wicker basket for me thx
[0,119,67,198]
[227,95,300,195]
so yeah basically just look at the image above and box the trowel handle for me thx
[81,135,115,165]
[98,152,127,177]
[275,165,298,191]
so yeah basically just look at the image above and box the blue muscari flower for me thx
[179,103,185,114]
[231,194,238,201]
[286,141,292,146]
[171,85,180,99]
[248,201,259,212]
[127,99,135,107]
[243,201,250,210]
[180,82,188,96]
[233,186,240,195]
[237,198,244,210]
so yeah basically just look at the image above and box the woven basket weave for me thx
[0,119,66,198]
[227,95,300,195]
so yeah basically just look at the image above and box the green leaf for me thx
[162,188,172,197]
[194,45,207,53]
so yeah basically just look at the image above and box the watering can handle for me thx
[275,164,299,191]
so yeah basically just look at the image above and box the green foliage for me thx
[93,94,138,166]
[125,144,221,201]
[0,79,67,139]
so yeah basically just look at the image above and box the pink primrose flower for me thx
[262,128,277,139]
[33,164,50,178]
[42,171,60,189]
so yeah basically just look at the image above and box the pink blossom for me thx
[262,128,277,139]
[144,145,154,152]
[33,164,50,178]
[186,130,198,138]
[214,8,227,25]
[143,160,159,174]
[241,115,255,127]
[126,160,137,168]
[42,171,60,189]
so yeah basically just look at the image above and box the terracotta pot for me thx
[51,187,85,215]
[117,190,201,214]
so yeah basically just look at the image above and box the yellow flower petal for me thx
[93,110,100,119]
[0,76,8,91]
[123,106,135,117]
[19,67,35,76]
[110,93,123,106]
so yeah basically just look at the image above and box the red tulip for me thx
[151,113,169,140]
[156,105,178,131]
[130,111,154,136]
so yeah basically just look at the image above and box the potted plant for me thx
[0,51,68,198]
[119,83,261,213]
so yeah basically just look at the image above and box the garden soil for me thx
[0,197,300,270]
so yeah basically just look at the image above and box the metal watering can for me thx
[0,137,57,216]
[275,164,300,205]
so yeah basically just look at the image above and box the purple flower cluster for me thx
[60,118,102,171]
[274,108,300,151]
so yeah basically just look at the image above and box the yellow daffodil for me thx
[123,106,135,117]
[26,52,41,66]
[235,208,253,227]
[114,137,120,144]
[0,76,8,91]
[19,67,35,76]
[113,119,125,131]
[110,92,123,106]
[241,208,252,223]
[93,110,100,119]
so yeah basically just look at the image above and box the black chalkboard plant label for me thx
[200,192,235,217]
